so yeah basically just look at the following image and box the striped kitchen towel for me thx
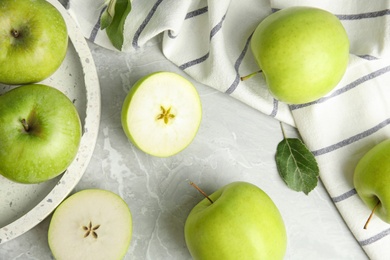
[62,0,390,259]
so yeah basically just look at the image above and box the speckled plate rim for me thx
[0,0,101,243]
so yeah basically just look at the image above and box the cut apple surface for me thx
[121,71,202,157]
[48,189,132,260]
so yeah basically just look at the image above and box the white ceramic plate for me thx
[0,0,100,243]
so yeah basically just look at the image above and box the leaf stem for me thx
[189,181,213,204]
[364,200,381,229]
[279,121,287,139]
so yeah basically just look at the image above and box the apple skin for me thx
[0,84,82,183]
[354,139,390,224]
[184,181,287,260]
[0,0,68,85]
[251,6,349,104]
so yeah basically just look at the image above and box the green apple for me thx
[250,6,349,104]
[354,139,390,228]
[0,0,68,85]
[48,189,132,260]
[0,84,81,183]
[185,181,287,260]
[121,71,202,157]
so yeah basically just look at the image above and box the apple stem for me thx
[189,181,214,204]
[11,29,20,38]
[364,200,380,229]
[240,70,262,81]
[21,119,29,132]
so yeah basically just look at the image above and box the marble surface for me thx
[0,38,369,259]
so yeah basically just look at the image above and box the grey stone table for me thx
[0,38,367,259]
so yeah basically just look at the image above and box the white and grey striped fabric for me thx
[62,0,390,258]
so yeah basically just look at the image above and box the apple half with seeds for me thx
[48,189,133,260]
[121,71,202,157]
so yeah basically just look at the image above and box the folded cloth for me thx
[274,1,390,260]
[63,0,390,258]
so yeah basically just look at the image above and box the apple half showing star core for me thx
[121,71,202,157]
[48,189,133,260]
[0,84,82,184]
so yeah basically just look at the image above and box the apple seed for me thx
[82,221,101,239]
[156,105,175,124]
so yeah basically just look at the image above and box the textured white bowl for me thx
[0,0,101,243]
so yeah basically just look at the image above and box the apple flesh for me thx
[251,6,349,104]
[0,0,68,84]
[121,71,202,157]
[354,139,390,226]
[185,181,287,260]
[0,84,82,183]
[48,189,132,260]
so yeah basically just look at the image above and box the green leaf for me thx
[100,9,114,30]
[275,131,319,195]
[100,0,132,50]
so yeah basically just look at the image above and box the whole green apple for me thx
[184,181,287,260]
[354,139,390,228]
[251,6,349,104]
[121,71,202,157]
[0,84,82,183]
[0,0,68,85]
[48,189,132,260]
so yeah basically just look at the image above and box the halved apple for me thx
[121,71,202,157]
[48,189,132,260]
